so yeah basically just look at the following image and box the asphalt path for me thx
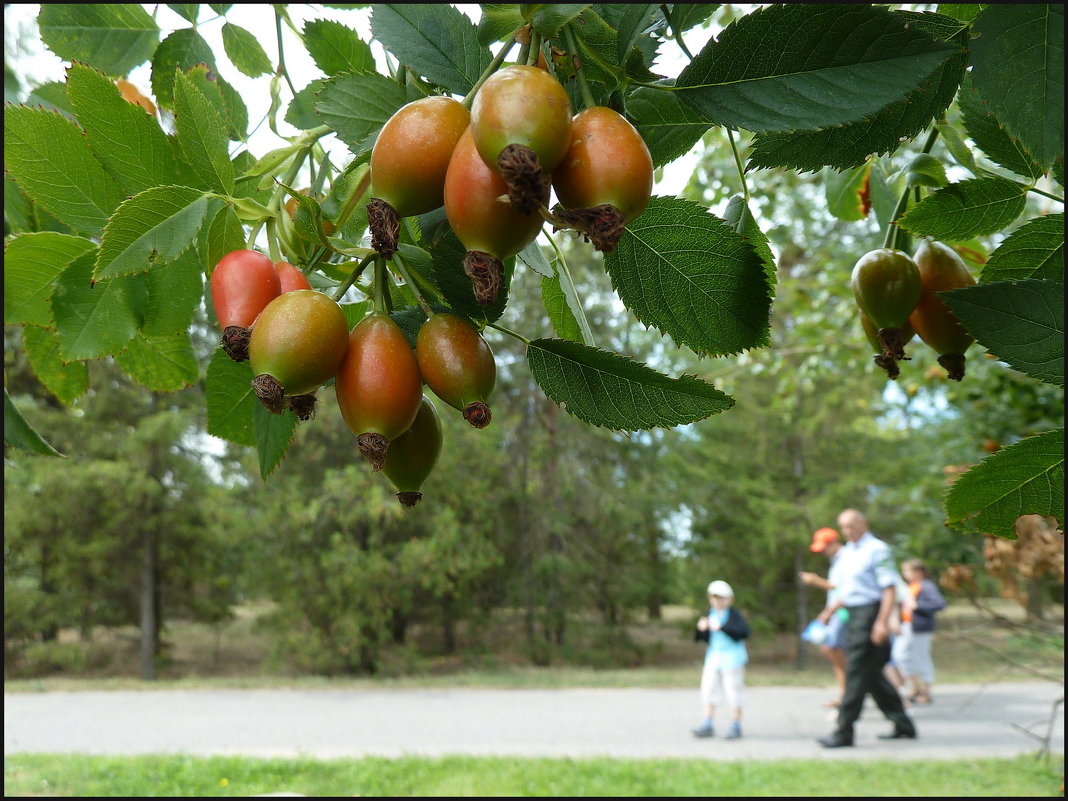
[4,681,1063,762]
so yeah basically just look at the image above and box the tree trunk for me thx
[139,526,158,680]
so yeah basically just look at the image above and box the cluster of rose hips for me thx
[209,58,656,505]
[851,239,976,381]
[210,249,495,507]
[368,62,655,305]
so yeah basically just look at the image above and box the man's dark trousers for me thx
[835,601,915,738]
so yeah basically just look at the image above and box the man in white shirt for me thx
[816,508,917,748]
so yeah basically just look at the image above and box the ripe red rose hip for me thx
[551,106,653,253]
[851,248,922,362]
[368,96,471,258]
[248,290,349,414]
[210,249,281,362]
[381,395,444,508]
[908,240,976,381]
[444,126,544,305]
[334,312,424,471]
[416,313,496,428]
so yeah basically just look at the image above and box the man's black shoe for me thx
[877,728,917,740]
[817,733,854,748]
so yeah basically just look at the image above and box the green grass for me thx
[3,753,1064,797]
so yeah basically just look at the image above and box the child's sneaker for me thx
[725,722,743,740]
[692,722,714,738]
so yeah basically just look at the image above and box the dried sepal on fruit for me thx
[860,312,915,380]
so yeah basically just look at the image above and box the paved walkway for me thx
[4,681,1063,762]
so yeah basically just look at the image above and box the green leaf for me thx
[315,72,422,158]
[369,4,491,96]
[937,4,986,23]
[4,388,64,457]
[3,106,124,236]
[4,233,97,326]
[173,71,234,193]
[981,214,1064,284]
[303,19,375,76]
[209,4,234,14]
[65,64,183,196]
[824,163,871,222]
[664,4,720,34]
[94,186,217,280]
[25,81,77,119]
[517,239,554,279]
[116,331,200,392]
[141,248,205,337]
[675,4,958,134]
[22,324,89,405]
[254,403,298,479]
[201,206,248,278]
[723,195,776,296]
[945,428,1064,538]
[526,338,734,431]
[608,5,658,65]
[747,10,968,172]
[936,119,980,176]
[477,4,525,46]
[52,251,146,361]
[221,22,273,78]
[540,275,583,342]
[216,76,249,142]
[897,177,1027,241]
[627,83,710,169]
[38,4,159,77]
[530,5,590,39]
[958,76,1044,181]
[604,196,771,356]
[167,4,201,24]
[151,28,217,109]
[206,350,256,446]
[970,4,1064,170]
[941,279,1064,386]
[285,79,329,131]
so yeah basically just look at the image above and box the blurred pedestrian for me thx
[798,527,848,708]
[899,558,947,704]
[817,509,917,748]
[692,579,750,740]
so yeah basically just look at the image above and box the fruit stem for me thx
[487,321,531,346]
[564,23,597,110]
[332,253,375,302]
[547,234,596,347]
[265,217,283,263]
[462,35,519,108]
[527,30,543,68]
[885,127,940,251]
[373,256,391,315]
[391,250,435,318]
[725,128,750,205]
[661,4,695,60]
